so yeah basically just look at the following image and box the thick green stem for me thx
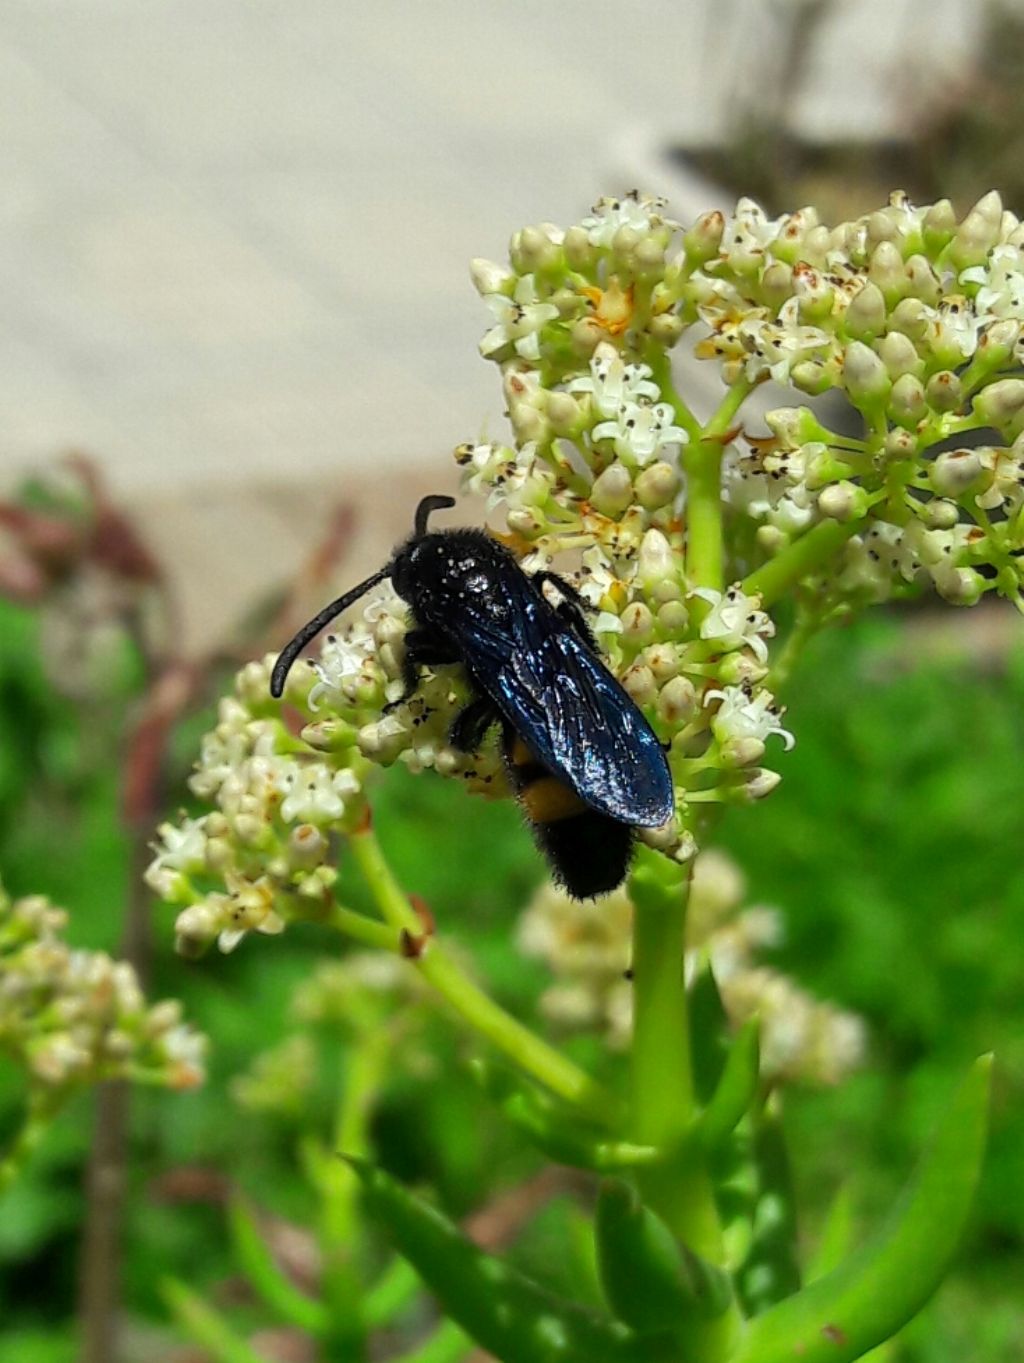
[684,381,753,592]
[629,855,742,1358]
[743,518,864,607]
[348,827,615,1123]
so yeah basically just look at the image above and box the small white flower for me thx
[578,191,668,248]
[592,399,688,466]
[567,342,661,418]
[737,298,831,383]
[690,585,775,664]
[479,274,559,361]
[961,244,1024,320]
[704,684,795,751]
[145,816,209,897]
[921,295,986,362]
[275,760,360,823]
[721,197,784,261]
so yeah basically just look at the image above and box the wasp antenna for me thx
[270,566,392,698]
[414,494,456,538]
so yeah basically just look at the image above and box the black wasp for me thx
[270,495,674,897]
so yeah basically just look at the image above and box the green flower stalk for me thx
[148,189,1014,1361]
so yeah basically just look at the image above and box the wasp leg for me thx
[384,627,461,711]
[532,571,598,647]
[449,695,500,753]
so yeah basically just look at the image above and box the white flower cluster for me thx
[468,189,1024,616]
[518,849,865,1088]
[149,188,1024,930]
[148,635,506,956]
[0,880,205,1091]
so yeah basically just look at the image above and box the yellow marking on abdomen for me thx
[520,776,586,824]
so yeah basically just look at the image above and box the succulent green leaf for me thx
[227,1198,328,1336]
[161,1276,271,1363]
[596,1180,733,1334]
[732,1057,992,1363]
[688,962,731,1103]
[348,1158,674,1363]
[470,1059,658,1170]
[735,1102,801,1315]
[698,1019,761,1152]
[806,1184,856,1284]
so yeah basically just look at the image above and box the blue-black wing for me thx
[451,588,674,828]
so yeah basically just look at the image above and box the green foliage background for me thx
[0,598,1021,1362]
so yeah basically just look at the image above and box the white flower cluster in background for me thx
[518,848,865,1087]
[0,879,205,1092]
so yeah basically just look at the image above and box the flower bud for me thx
[765,406,833,448]
[634,461,680,509]
[643,642,681,681]
[506,506,544,536]
[793,262,834,320]
[844,281,887,340]
[949,191,1003,269]
[621,664,657,706]
[175,904,218,955]
[510,403,549,445]
[743,768,782,801]
[903,254,941,304]
[234,813,267,846]
[973,378,1024,432]
[923,199,957,253]
[721,736,766,769]
[878,330,922,379]
[790,360,831,395]
[931,563,986,605]
[542,393,579,437]
[621,602,654,643]
[657,675,697,725]
[289,824,328,867]
[923,498,960,530]
[888,373,926,426]
[974,319,1021,372]
[590,462,634,516]
[865,209,897,246]
[843,341,891,407]
[756,529,793,565]
[647,311,685,347]
[761,261,794,310]
[883,428,916,462]
[868,241,906,305]
[817,480,869,521]
[656,600,689,633]
[300,717,360,751]
[925,370,963,413]
[637,528,675,591]
[612,224,641,256]
[514,225,562,273]
[469,258,514,296]
[890,297,928,339]
[633,237,666,275]
[571,317,604,357]
[564,225,596,270]
[929,449,983,496]
[684,210,725,264]
[717,652,768,686]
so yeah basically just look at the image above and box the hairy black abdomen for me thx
[531,811,635,899]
